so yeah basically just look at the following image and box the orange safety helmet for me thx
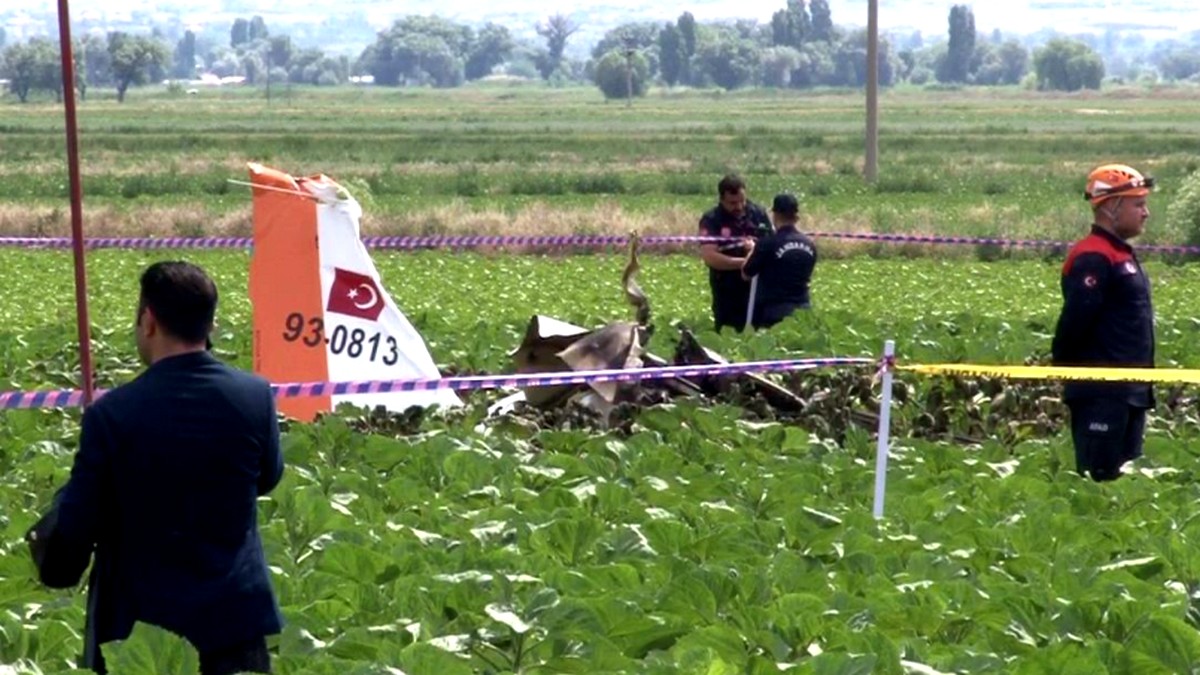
[1084,164,1155,206]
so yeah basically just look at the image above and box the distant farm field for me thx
[2,83,1200,247]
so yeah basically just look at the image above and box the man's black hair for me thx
[772,193,800,216]
[138,261,218,344]
[718,174,746,197]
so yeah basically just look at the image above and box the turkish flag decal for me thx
[327,268,385,321]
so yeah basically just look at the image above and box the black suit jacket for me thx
[32,350,284,669]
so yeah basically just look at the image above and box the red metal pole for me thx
[56,0,95,406]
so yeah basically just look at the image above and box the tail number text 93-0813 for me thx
[282,312,400,365]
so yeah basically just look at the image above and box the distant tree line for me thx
[0,32,170,103]
[3,3,1200,103]
[0,15,350,102]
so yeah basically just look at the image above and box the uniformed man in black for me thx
[697,174,773,332]
[741,193,818,330]
[1051,163,1156,482]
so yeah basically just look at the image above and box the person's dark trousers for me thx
[1068,398,1147,482]
[713,301,749,333]
[751,303,808,331]
[199,636,272,675]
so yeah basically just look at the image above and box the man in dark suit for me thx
[27,261,284,674]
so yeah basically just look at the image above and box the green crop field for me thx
[3,248,1200,673]
[5,84,1200,673]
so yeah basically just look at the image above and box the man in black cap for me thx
[740,193,818,330]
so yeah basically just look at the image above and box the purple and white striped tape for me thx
[2,232,1198,254]
[0,356,874,410]
[0,235,720,250]
[0,236,254,250]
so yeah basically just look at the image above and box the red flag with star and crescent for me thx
[327,268,386,321]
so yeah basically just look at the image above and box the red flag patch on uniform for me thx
[327,268,386,321]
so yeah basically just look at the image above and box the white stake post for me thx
[744,275,758,332]
[873,339,895,519]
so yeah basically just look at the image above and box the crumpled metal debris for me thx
[493,233,806,422]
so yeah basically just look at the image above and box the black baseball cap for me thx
[771,193,799,215]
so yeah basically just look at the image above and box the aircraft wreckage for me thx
[489,234,814,424]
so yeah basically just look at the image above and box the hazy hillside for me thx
[11,0,1200,58]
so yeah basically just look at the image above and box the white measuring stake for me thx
[873,339,896,519]
[744,275,758,332]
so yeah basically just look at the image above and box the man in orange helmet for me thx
[1051,163,1156,482]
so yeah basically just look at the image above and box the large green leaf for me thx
[528,516,605,566]
[1008,642,1110,674]
[397,642,475,675]
[669,625,749,671]
[1121,614,1200,674]
[99,622,200,675]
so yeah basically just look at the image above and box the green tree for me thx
[791,41,836,86]
[107,32,170,102]
[305,55,349,86]
[267,35,294,71]
[249,16,269,42]
[536,14,578,79]
[971,37,1031,87]
[771,11,791,48]
[696,37,760,90]
[394,15,473,56]
[1156,45,1200,81]
[658,23,685,86]
[80,33,111,87]
[465,23,513,80]
[939,4,975,83]
[677,11,697,84]
[288,47,322,83]
[1033,38,1104,91]
[593,48,648,100]
[1,39,58,103]
[996,40,1029,85]
[231,18,249,49]
[593,23,660,79]
[809,0,834,42]
[173,30,196,79]
[1166,168,1200,246]
[761,46,801,87]
[359,17,472,87]
[838,29,897,87]
[771,0,811,49]
[241,50,264,84]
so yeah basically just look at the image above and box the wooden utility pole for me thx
[865,0,879,183]
[623,36,636,108]
[56,0,95,405]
